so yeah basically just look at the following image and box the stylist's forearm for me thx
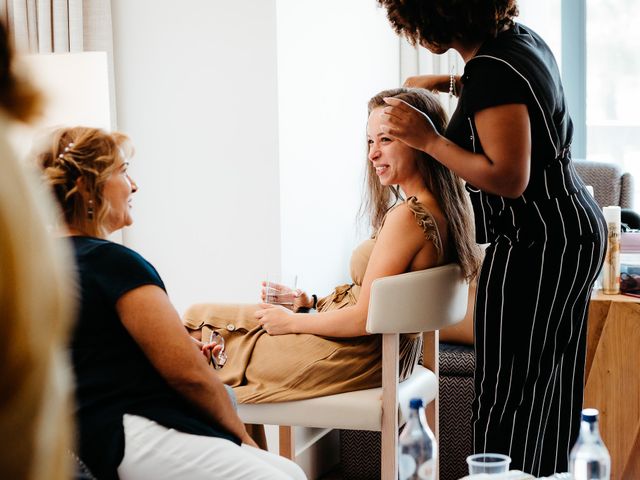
[428,135,524,198]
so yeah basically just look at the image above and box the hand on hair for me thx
[380,97,440,153]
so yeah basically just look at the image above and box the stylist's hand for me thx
[255,304,295,335]
[381,97,441,153]
[403,74,441,90]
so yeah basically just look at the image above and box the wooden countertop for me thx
[584,292,640,479]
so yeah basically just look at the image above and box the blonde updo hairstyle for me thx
[38,126,133,238]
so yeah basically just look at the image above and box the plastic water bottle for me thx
[569,408,611,479]
[398,398,437,480]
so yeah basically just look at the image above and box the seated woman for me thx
[37,127,305,480]
[184,88,482,404]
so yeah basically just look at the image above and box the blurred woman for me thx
[0,20,75,480]
[38,126,305,480]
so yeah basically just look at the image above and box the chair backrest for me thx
[366,264,468,334]
[573,159,635,209]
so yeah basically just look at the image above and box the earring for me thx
[87,200,94,220]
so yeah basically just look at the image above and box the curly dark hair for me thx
[377,0,519,48]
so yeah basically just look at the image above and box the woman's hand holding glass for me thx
[261,280,313,312]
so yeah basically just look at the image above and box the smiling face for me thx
[102,157,137,234]
[367,107,421,189]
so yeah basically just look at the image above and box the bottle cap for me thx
[409,398,424,409]
[603,206,621,223]
[582,408,599,422]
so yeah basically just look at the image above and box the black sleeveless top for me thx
[446,23,589,243]
[70,236,239,480]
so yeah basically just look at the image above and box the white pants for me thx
[117,414,306,480]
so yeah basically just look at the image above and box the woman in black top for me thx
[38,126,305,480]
[376,1,606,476]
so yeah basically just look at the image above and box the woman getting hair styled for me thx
[184,88,481,406]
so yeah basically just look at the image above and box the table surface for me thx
[459,471,569,479]
[591,289,640,302]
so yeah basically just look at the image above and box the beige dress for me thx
[183,197,445,403]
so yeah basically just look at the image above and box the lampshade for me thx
[11,51,112,160]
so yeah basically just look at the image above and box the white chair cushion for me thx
[237,365,436,431]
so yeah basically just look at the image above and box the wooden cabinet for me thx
[584,291,640,480]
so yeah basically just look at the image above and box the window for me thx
[521,0,638,207]
[586,0,640,206]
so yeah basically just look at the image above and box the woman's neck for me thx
[455,40,484,63]
[399,176,429,200]
[64,226,91,237]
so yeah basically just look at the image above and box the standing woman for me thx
[376,1,606,476]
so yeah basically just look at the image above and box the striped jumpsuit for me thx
[445,23,607,477]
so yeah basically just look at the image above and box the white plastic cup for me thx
[466,453,511,475]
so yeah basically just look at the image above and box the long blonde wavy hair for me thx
[361,88,482,280]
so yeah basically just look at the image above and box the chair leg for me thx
[278,425,295,460]
[381,333,400,480]
[423,330,440,480]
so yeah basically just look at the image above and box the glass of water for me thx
[263,274,298,306]
[466,453,511,475]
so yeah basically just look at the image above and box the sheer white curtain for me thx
[399,38,465,117]
[0,0,113,53]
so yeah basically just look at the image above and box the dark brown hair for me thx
[362,88,481,280]
[37,126,133,238]
[0,21,42,122]
[377,0,519,48]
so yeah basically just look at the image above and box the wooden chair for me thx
[237,264,469,479]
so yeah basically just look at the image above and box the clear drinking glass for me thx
[263,274,298,306]
[208,330,227,370]
[466,453,511,475]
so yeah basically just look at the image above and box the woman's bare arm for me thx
[381,98,532,198]
[257,204,440,337]
[117,285,255,446]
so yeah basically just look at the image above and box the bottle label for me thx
[417,459,435,479]
[603,222,621,294]
[398,456,435,480]
[399,454,417,480]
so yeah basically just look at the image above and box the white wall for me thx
[110,1,400,474]
[111,0,281,313]
[111,0,400,313]
[277,0,400,295]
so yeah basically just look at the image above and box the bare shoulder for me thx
[380,202,428,239]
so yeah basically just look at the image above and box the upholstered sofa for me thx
[573,159,639,229]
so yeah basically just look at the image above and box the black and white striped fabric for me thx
[445,23,607,477]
